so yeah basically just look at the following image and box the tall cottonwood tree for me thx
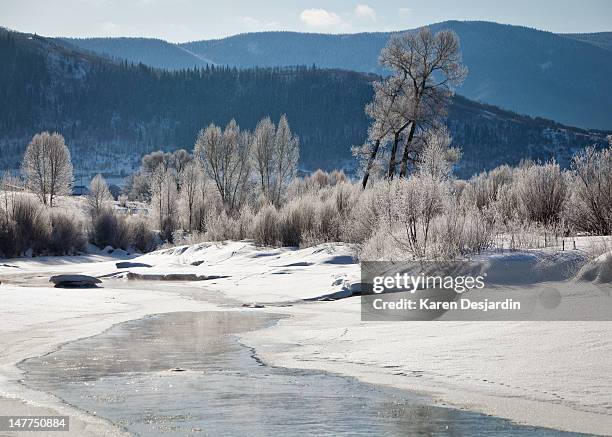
[362,27,466,185]
[22,132,73,207]
[361,75,413,187]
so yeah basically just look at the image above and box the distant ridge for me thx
[1,28,609,180]
[561,31,612,52]
[66,21,612,130]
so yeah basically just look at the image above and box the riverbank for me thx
[0,254,221,436]
[0,241,610,435]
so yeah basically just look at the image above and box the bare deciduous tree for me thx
[361,76,412,187]
[252,115,299,206]
[22,132,73,206]
[149,164,178,240]
[253,116,276,200]
[178,161,204,231]
[362,27,466,185]
[87,174,113,218]
[194,120,252,213]
[272,114,299,206]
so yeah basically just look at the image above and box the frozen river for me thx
[18,311,591,436]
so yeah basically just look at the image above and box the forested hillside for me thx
[1,29,609,180]
[62,37,211,70]
[67,21,612,129]
[182,22,612,130]
[562,32,612,52]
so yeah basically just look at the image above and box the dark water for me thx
[19,312,591,436]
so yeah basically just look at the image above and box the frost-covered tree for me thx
[141,149,192,175]
[272,115,299,205]
[253,117,276,200]
[178,161,204,231]
[149,164,178,239]
[22,132,73,206]
[362,27,466,183]
[194,120,252,213]
[87,174,113,218]
[361,76,411,187]
[381,27,466,178]
[171,149,193,174]
[252,114,299,206]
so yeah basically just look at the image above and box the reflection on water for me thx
[20,312,588,436]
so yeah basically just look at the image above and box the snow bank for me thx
[575,251,612,283]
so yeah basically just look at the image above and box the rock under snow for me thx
[49,274,102,288]
[116,262,152,269]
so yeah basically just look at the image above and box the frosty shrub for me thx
[515,161,567,225]
[48,211,85,255]
[278,195,318,247]
[194,180,223,233]
[0,194,86,257]
[125,217,157,253]
[204,211,241,242]
[11,195,50,255]
[489,182,521,225]
[462,165,514,210]
[344,181,387,243]
[252,204,281,246]
[310,169,332,190]
[565,146,612,235]
[358,225,403,261]
[87,174,113,218]
[358,174,495,260]
[286,169,349,199]
[90,208,131,250]
[0,217,17,258]
[385,175,449,258]
[0,195,40,257]
[431,199,494,259]
[309,198,340,244]
[237,205,254,240]
[316,182,360,243]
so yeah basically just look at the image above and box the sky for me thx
[1,0,611,42]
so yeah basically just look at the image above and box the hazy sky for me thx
[1,0,611,42]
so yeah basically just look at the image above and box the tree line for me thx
[1,27,611,260]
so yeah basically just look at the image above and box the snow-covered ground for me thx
[0,239,610,435]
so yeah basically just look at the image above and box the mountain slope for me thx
[562,32,612,52]
[63,37,211,70]
[0,29,609,180]
[182,22,612,130]
[62,22,612,129]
